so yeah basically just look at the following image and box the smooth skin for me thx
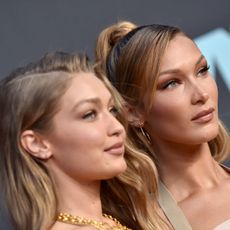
[21,73,126,229]
[144,35,230,230]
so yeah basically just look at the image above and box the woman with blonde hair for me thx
[96,21,230,230]
[0,51,167,230]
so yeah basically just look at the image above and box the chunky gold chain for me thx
[57,212,132,230]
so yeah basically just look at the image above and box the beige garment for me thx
[158,181,193,230]
[158,164,230,230]
[213,219,230,230]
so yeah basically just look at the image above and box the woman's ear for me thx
[124,104,145,128]
[20,130,52,160]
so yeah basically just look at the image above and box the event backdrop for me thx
[0,1,229,228]
[0,1,229,127]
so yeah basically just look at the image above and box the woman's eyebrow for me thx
[159,55,205,76]
[71,98,101,112]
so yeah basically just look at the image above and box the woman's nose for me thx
[191,83,209,105]
[108,114,125,137]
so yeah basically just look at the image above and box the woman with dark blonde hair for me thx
[0,52,167,229]
[96,21,230,230]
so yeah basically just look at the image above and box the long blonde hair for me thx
[96,67,168,229]
[0,52,168,229]
[96,21,230,164]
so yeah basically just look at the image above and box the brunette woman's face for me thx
[144,34,219,146]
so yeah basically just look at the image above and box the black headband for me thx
[106,25,149,85]
[106,24,179,85]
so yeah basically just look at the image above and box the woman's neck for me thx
[58,180,102,218]
[154,141,228,202]
[49,165,103,219]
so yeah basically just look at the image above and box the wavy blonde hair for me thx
[0,52,168,230]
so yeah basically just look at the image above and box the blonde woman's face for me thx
[44,72,126,182]
[145,35,219,146]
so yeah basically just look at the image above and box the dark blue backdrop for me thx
[0,1,230,228]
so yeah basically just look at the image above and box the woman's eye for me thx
[109,106,119,117]
[161,80,179,89]
[82,110,97,120]
[197,65,210,77]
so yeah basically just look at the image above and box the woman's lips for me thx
[104,142,124,155]
[191,108,215,123]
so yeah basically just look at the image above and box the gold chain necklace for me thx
[57,212,132,230]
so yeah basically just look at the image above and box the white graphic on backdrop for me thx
[195,28,230,91]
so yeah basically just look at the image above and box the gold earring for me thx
[138,120,144,128]
[140,126,151,143]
